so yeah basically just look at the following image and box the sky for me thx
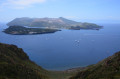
[0,0,120,23]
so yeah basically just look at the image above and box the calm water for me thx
[0,23,120,70]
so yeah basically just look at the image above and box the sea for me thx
[0,23,120,70]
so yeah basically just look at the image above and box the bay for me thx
[0,23,120,70]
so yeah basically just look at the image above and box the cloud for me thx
[0,0,46,9]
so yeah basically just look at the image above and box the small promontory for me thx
[3,25,60,35]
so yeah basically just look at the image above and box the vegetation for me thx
[3,26,60,35]
[48,67,85,79]
[1,42,120,79]
[0,43,49,79]
[0,43,79,79]
[69,51,120,79]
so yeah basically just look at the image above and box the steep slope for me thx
[7,17,34,26]
[0,43,79,79]
[0,43,49,79]
[70,51,120,79]
[0,42,120,79]
[59,17,78,24]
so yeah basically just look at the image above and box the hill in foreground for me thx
[0,43,49,79]
[0,42,120,79]
[69,51,120,79]
[0,43,80,79]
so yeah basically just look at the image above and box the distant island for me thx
[4,26,60,35]
[4,17,103,35]
[7,17,103,30]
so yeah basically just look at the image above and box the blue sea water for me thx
[0,23,120,70]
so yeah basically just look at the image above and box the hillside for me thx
[1,42,120,79]
[7,17,102,30]
[69,51,120,79]
[0,43,81,79]
[0,43,49,79]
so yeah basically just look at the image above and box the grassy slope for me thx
[0,43,49,79]
[1,42,120,79]
[48,67,85,79]
[49,71,75,79]
[0,43,75,79]
[70,51,120,79]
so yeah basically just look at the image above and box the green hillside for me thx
[0,43,49,79]
[0,42,120,79]
[69,51,120,79]
[0,43,76,79]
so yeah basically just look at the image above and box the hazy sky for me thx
[0,0,120,23]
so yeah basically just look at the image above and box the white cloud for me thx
[8,0,46,6]
[0,0,46,9]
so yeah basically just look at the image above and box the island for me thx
[69,22,102,30]
[7,17,103,30]
[3,26,61,35]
